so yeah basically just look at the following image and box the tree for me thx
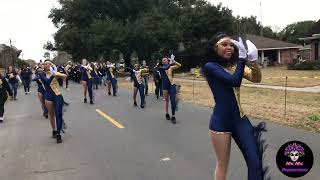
[47,0,245,64]
[233,16,261,36]
[263,26,279,39]
[280,21,316,44]
[43,41,55,51]
[43,52,51,59]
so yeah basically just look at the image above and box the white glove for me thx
[169,58,176,64]
[171,54,175,61]
[107,64,115,68]
[17,75,22,84]
[246,40,258,62]
[81,65,87,69]
[232,37,247,59]
[50,65,57,75]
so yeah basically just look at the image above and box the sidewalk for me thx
[174,78,320,93]
[243,84,320,93]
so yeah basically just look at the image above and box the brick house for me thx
[245,34,301,66]
[299,20,320,60]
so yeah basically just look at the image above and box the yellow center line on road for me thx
[96,109,125,129]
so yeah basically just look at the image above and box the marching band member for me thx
[158,55,182,124]
[0,72,13,123]
[126,63,149,108]
[152,61,163,99]
[141,60,149,95]
[80,59,94,104]
[203,34,263,180]
[6,66,21,100]
[106,61,118,96]
[39,60,67,143]
[32,65,48,118]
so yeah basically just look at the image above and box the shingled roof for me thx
[244,34,301,50]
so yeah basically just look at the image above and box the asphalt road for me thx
[0,82,319,180]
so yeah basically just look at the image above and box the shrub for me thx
[307,113,320,122]
[288,60,320,70]
[287,57,299,70]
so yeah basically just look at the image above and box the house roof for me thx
[299,34,320,41]
[299,44,311,50]
[244,34,301,50]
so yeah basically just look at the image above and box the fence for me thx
[118,74,320,133]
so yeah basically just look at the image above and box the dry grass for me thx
[118,78,320,133]
[177,66,320,87]
[247,66,320,87]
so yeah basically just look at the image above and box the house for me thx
[299,20,320,60]
[299,45,311,60]
[245,34,301,66]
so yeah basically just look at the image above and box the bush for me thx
[307,113,320,122]
[287,57,299,70]
[288,60,320,70]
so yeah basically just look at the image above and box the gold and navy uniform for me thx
[158,62,182,90]
[204,58,263,180]
[0,75,13,118]
[39,72,67,101]
[140,65,150,94]
[128,68,149,87]
[158,61,182,116]
[0,75,13,98]
[127,67,149,106]
[39,71,67,135]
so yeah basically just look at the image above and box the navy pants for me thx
[232,116,262,180]
[23,80,31,93]
[169,84,177,116]
[54,95,64,134]
[0,94,7,117]
[210,114,263,180]
[87,79,94,101]
[135,83,145,106]
[9,83,18,98]
[39,91,48,114]
[109,78,118,95]
[143,76,148,95]
[155,79,163,97]
[94,77,99,89]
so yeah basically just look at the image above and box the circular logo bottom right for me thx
[276,141,314,178]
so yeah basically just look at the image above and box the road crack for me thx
[32,167,75,174]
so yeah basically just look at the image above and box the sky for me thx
[0,0,319,62]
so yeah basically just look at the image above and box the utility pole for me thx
[10,39,16,68]
[260,1,264,37]
[5,38,17,68]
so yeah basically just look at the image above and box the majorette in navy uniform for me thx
[126,64,149,108]
[158,55,182,124]
[0,73,13,123]
[39,60,67,143]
